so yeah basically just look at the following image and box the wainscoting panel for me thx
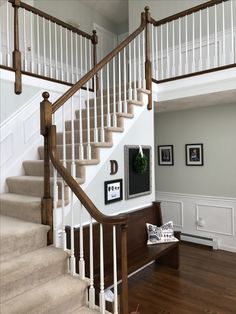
[156,191,236,252]
[196,203,234,236]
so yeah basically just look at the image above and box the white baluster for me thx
[75,35,79,81]
[123,47,127,113]
[37,15,40,74]
[118,52,122,110]
[79,90,84,159]
[80,36,83,78]
[55,23,58,79]
[230,0,234,63]
[23,9,27,71]
[106,63,111,127]
[79,203,85,279]
[185,15,188,74]
[178,18,182,75]
[94,75,98,142]
[151,24,154,79]
[53,168,59,247]
[113,57,117,126]
[128,42,132,99]
[71,97,76,177]
[113,226,118,314]
[30,13,34,72]
[100,69,105,142]
[6,1,10,66]
[133,40,137,97]
[60,26,63,81]
[85,40,91,159]
[155,27,158,80]
[61,179,67,251]
[142,30,146,88]
[99,224,105,314]
[192,13,195,72]
[62,105,67,168]
[160,24,163,79]
[199,10,202,71]
[138,34,142,89]
[70,190,75,275]
[43,17,46,76]
[207,8,210,68]
[71,30,74,83]
[172,20,175,76]
[89,216,95,309]
[166,23,170,78]
[214,5,218,67]
[222,1,226,66]
[66,29,69,82]
[49,20,52,77]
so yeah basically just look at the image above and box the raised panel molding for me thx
[0,133,13,166]
[23,110,40,144]
[196,203,234,236]
[158,199,184,229]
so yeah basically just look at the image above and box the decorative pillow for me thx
[146,221,179,245]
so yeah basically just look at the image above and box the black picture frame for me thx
[124,145,152,199]
[158,145,174,166]
[104,179,123,204]
[185,143,204,166]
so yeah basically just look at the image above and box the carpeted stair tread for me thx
[0,246,68,303]
[0,274,88,314]
[0,193,41,223]
[0,215,49,262]
[127,99,143,106]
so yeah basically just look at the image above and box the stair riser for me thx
[0,200,41,224]
[1,258,68,303]
[38,144,99,161]
[85,92,126,107]
[56,129,112,145]
[23,161,85,179]
[77,102,132,118]
[6,178,69,200]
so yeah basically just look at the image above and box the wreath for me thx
[134,147,148,174]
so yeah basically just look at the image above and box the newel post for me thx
[120,223,129,314]
[92,30,99,91]
[40,92,53,245]
[12,0,22,94]
[144,6,152,110]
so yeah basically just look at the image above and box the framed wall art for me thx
[124,145,152,199]
[158,145,174,166]
[104,179,123,204]
[185,143,204,166]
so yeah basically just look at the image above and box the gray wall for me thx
[155,104,236,198]
[34,0,119,36]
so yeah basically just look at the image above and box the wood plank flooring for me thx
[128,243,236,314]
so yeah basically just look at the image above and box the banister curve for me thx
[52,15,147,114]
[48,125,129,226]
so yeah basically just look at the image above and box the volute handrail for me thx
[151,0,228,27]
[8,0,93,40]
[48,124,128,226]
[52,12,147,113]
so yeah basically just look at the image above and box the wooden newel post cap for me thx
[145,6,149,12]
[42,91,50,101]
[92,30,97,35]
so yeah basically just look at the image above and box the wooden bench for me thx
[67,201,179,289]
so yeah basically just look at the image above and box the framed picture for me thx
[124,145,152,199]
[185,143,204,166]
[104,179,123,204]
[158,145,174,166]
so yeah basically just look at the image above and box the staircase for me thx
[0,85,149,313]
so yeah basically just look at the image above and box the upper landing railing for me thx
[0,0,97,94]
[150,0,236,83]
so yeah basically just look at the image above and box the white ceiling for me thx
[80,0,128,25]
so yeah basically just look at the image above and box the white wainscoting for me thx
[156,191,236,253]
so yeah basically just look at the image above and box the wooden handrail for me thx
[151,0,228,27]
[48,124,129,226]
[52,14,147,113]
[8,0,93,40]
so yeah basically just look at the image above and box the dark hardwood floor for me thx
[128,243,236,314]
